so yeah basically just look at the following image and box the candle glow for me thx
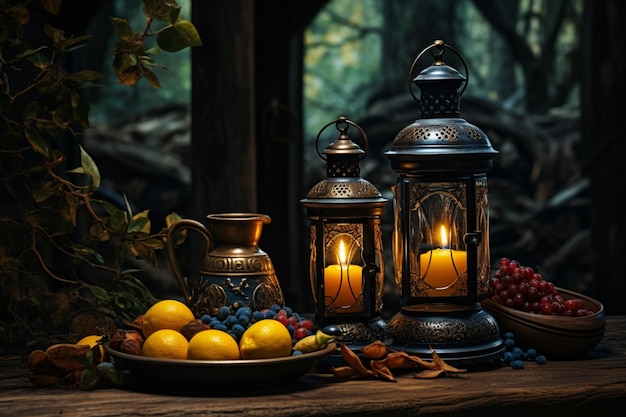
[420,225,467,296]
[324,239,363,308]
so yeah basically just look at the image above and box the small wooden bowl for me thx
[482,287,606,359]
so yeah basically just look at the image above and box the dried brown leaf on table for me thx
[385,351,421,370]
[370,359,397,382]
[414,368,446,379]
[330,365,359,379]
[45,343,92,373]
[361,340,389,359]
[430,347,467,374]
[340,342,375,378]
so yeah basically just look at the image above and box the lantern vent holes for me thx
[327,160,360,178]
[422,93,459,116]
[459,125,483,140]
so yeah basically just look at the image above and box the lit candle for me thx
[324,239,363,308]
[420,225,467,296]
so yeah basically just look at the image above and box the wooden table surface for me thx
[1,316,625,417]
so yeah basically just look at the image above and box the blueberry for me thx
[231,323,245,338]
[223,315,238,328]
[264,310,276,319]
[252,310,265,321]
[503,338,516,349]
[292,350,303,356]
[525,348,537,360]
[270,304,282,312]
[236,307,252,318]
[286,324,295,336]
[283,306,294,316]
[217,306,231,321]
[536,355,547,365]
[201,314,212,324]
[512,347,524,359]
[237,314,250,327]
[212,322,228,332]
[503,351,514,365]
[511,359,525,369]
[503,331,515,340]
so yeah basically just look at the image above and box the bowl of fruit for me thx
[482,258,606,359]
[106,301,339,391]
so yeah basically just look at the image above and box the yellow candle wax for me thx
[324,264,363,307]
[420,248,467,296]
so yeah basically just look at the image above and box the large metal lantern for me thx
[384,40,503,365]
[301,117,388,347]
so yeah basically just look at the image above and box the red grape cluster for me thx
[489,257,594,317]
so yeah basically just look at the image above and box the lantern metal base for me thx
[388,303,504,367]
[327,316,389,350]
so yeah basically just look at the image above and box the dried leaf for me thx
[361,340,388,359]
[27,349,60,375]
[330,366,358,379]
[45,343,92,373]
[370,359,397,382]
[340,342,374,378]
[430,348,467,374]
[414,368,446,379]
[385,351,421,370]
[407,354,439,370]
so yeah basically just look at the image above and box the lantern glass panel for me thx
[393,175,490,301]
[323,228,364,313]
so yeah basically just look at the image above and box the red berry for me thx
[293,326,310,340]
[287,316,300,328]
[513,293,525,307]
[299,319,314,330]
[275,314,288,326]
[540,303,553,315]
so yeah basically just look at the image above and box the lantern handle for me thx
[314,116,369,161]
[408,40,469,104]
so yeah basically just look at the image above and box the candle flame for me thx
[440,225,448,248]
[338,240,347,265]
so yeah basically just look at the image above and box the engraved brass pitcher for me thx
[166,213,284,316]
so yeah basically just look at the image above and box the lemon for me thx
[76,334,106,362]
[239,319,293,359]
[187,329,241,360]
[142,299,195,338]
[142,329,189,360]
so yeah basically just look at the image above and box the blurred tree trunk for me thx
[581,0,626,314]
[191,0,256,218]
[472,0,579,113]
[190,0,326,311]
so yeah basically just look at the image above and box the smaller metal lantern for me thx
[384,41,503,365]
[301,117,388,346]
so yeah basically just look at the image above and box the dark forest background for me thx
[7,0,626,320]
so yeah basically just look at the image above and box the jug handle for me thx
[166,219,215,305]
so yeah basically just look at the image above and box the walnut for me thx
[109,329,144,356]
[180,319,211,341]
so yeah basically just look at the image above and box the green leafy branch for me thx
[110,0,202,88]
[0,0,200,351]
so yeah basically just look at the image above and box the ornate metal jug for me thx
[166,213,284,316]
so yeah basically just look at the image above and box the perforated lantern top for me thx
[385,44,498,174]
[302,123,386,214]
